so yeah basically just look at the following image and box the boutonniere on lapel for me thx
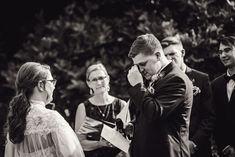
[147,72,165,94]
[190,78,201,96]
[147,85,155,95]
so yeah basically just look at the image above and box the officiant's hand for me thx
[99,138,114,148]
[124,123,134,139]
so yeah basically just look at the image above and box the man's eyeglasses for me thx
[217,47,232,55]
[45,79,57,86]
[89,76,107,82]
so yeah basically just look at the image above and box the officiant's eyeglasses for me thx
[89,76,107,83]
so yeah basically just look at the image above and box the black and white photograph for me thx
[1,0,235,157]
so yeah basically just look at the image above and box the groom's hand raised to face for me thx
[127,65,143,86]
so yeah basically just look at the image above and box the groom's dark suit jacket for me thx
[186,67,215,157]
[129,62,193,157]
[212,74,235,154]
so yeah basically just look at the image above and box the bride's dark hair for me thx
[8,62,50,143]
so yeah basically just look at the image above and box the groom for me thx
[127,34,193,157]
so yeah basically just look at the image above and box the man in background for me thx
[161,36,215,157]
[211,35,235,157]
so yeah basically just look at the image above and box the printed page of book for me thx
[101,124,130,153]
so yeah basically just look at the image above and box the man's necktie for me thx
[225,74,235,82]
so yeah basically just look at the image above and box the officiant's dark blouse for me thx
[84,98,123,124]
[76,98,127,157]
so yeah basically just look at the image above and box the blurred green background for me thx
[0,0,234,128]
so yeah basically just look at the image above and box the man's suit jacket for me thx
[212,74,235,154]
[129,62,193,157]
[186,67,215,157]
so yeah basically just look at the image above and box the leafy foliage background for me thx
[1,0,235,128]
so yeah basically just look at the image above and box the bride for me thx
[5,62,84,157]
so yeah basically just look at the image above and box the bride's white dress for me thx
[5,100,84,157]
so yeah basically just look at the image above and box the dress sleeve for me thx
[75,103,86,134]
[4,134,16,157]
[49,111,85,157]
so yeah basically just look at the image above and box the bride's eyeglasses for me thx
[45,79,57,86]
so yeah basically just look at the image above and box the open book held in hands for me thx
[101,124,130,153]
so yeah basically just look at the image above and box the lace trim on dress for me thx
[25,101,69,135]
